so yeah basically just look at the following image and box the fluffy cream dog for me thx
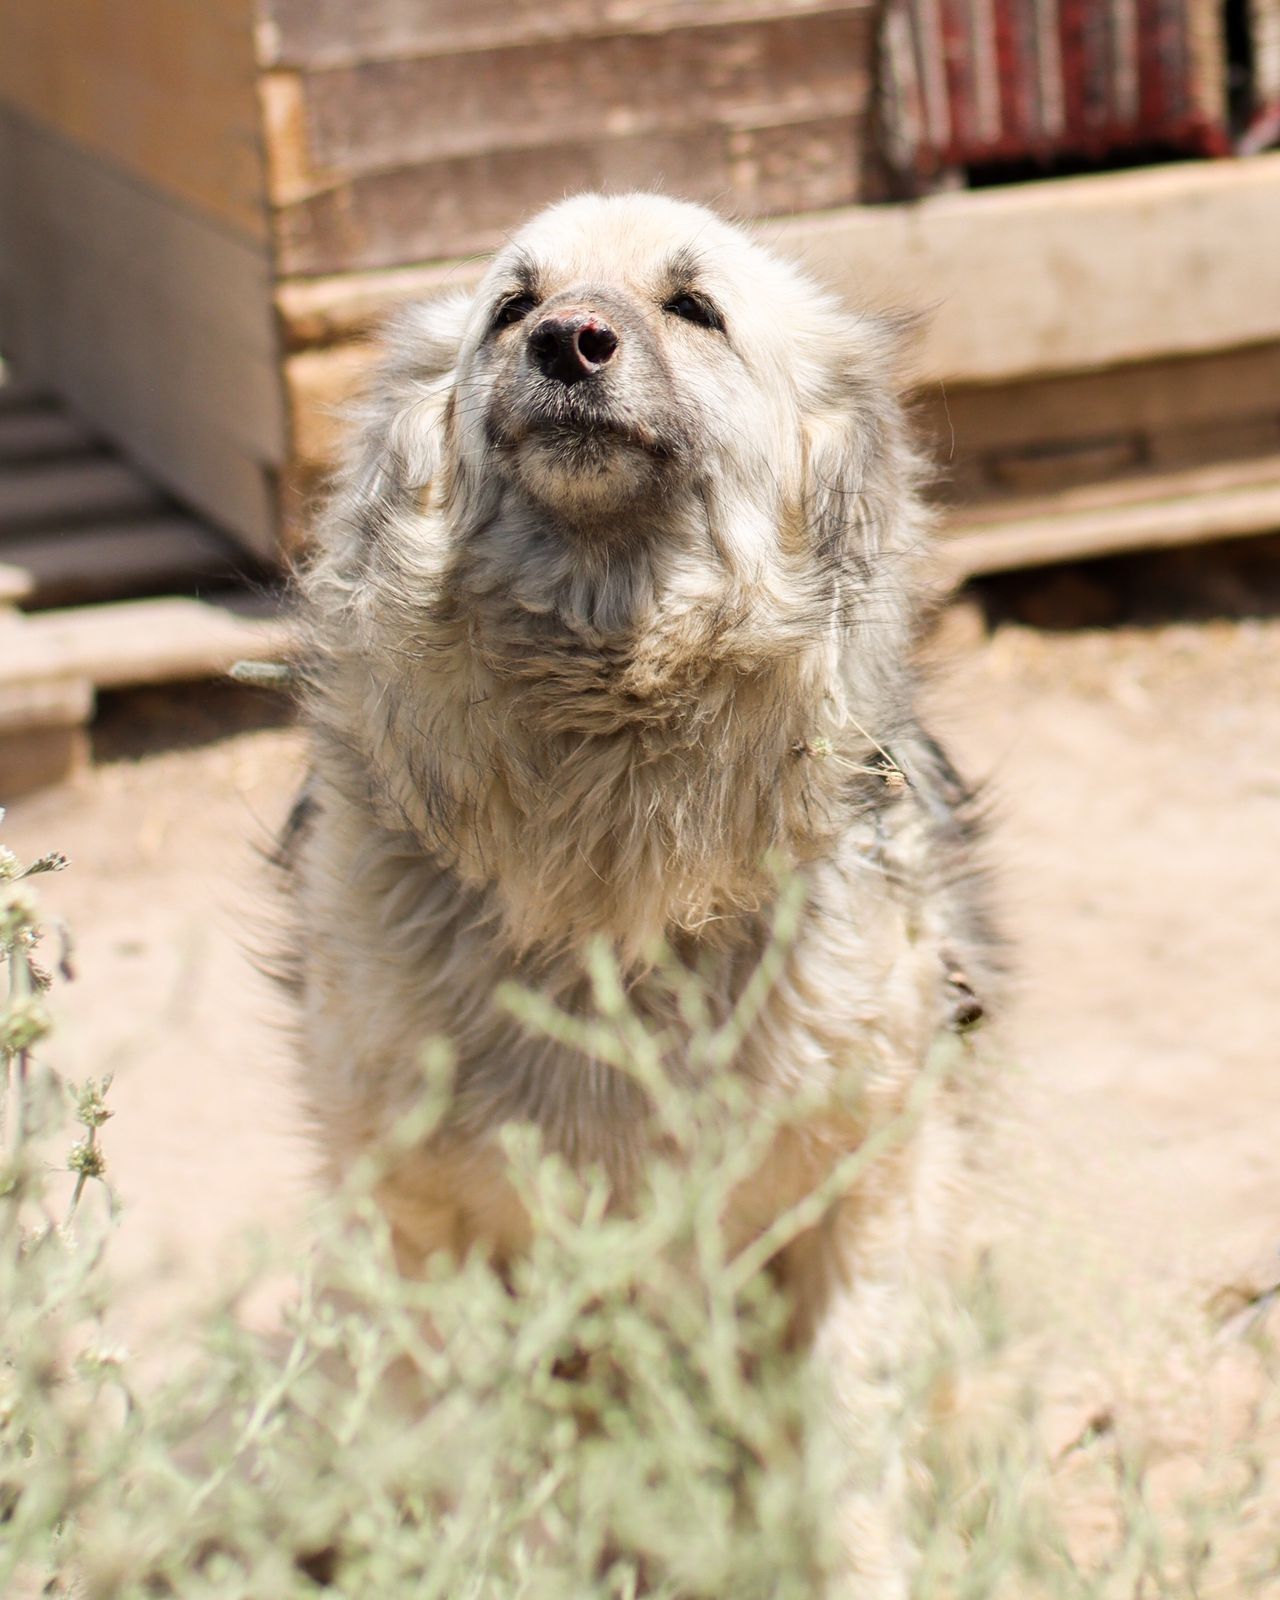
[288,192,991,1592]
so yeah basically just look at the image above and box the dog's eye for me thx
[492,293,538,331]
[663,293,725,332]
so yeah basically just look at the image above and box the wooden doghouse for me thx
[2,0,1279,575]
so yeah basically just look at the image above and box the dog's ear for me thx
[800,308,928,572]
[345,290,474,500]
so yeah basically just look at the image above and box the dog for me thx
[286,192,993,1593]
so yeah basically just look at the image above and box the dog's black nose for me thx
[528,312,619,384]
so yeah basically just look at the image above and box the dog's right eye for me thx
[492,293,538,331]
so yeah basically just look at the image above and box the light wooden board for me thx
[20,595,290,692]
[0,0,268,238]
[258,0,881,68]
[263,12,872,200]
[273,113,871,276]
[941,455,1280,574]
[770,155,1280,385]
[0,561,32,605]
[913,343,1280,455]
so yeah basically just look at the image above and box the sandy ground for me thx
[4,546,1280,1479]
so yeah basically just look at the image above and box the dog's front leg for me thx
[779,1194,919,1600]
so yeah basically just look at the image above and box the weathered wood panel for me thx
[266,12,872,195]
[258,0,875,67]
[913,344,1280,456]
[274,114,869,275]
[774,155,1280,384]
[0,114,283,558]
[942,455,1280,573]
[0,0,267,238]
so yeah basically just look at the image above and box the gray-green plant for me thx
[1,819,1275,1598]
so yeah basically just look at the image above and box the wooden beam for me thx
[940,455,1280,574]
[19,595,290,692]
[262,13,873,199]
[258,0,881,69]
[271,113,871,276]
[771,155,1280,384]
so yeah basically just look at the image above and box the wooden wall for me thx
[255,0,881,275]
[0,0,282,556]
[0,0,268,239]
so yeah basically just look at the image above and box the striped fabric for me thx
[879,0,1231,182]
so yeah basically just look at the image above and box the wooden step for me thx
[0,406,96,464]
[0,456,165,533]
[0,516,247,609]
[942,455,1280,575]
[19,593,290,692]
[0,593,289,799]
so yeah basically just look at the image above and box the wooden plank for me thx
[21,595,291,692]
[0,517,247,609]
[913,344,1280,456]
[0,460,163,533]
[274,113,870,276]
[258,0,878,68]
[0,0,268,239]
[770,154,1280,385]
[264,12,873,200]
[285,344,377,467]
[278,259,481,350]
[0,407,94,463]
[940,457,1280,574]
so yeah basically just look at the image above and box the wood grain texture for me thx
[941,455,1280,573]
[257,0,876,68]
[773,154,1280,384]
[267,12,873,197]
[0,0,268,238]
[273,114,869,274]
[913,344,1280,455]
[275,160,1280,381]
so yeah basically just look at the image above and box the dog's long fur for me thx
[288,193,993,1592]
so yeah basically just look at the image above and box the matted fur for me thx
[288,193,994,1594]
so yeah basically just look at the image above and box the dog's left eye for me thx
[663,293,725,332]
[492,293,538,331]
